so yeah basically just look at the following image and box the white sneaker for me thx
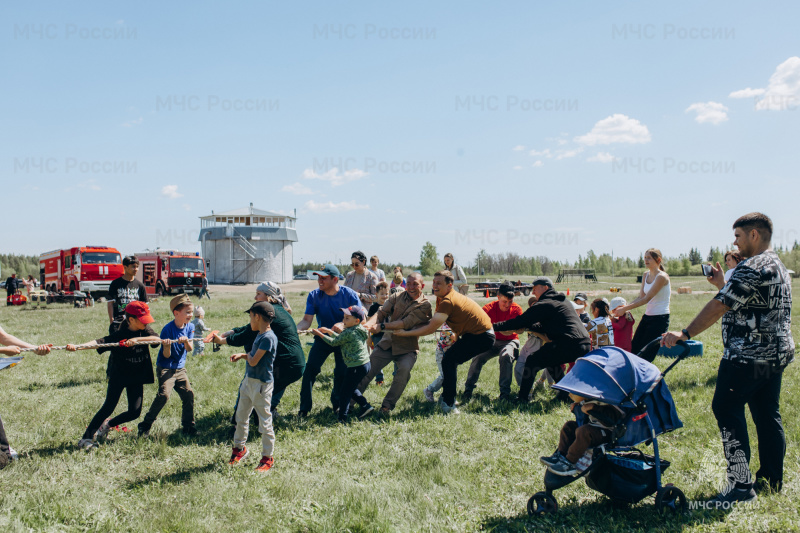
[8,447,18,461]
[423,388,435,402]
[78,438,96,451]
[95,419,112,440]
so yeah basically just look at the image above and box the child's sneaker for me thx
[547,456,578,476]
[423,387,435,402]
[7,447,19,461]
[229,446,249,465]
[358,404,375,419]
[94,419,112,440]
[376,380,385,386]
[539,450,563,468]
[137,422,151,437]
[255,456,274,472]
[78,438,96,451]
[182,426,198,436]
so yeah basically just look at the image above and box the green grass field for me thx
[1,279,799,532]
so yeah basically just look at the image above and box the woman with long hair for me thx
[443,253,469,295]
[612,248,670,361]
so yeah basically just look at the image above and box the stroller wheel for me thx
[527,492,558,516]
[655,486,687,514]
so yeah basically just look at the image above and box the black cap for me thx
[498,283,515,298]
[574,292,588,302]
[532,277,554,289]
[246,301,276,319]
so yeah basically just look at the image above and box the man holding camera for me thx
[663,212,794,504]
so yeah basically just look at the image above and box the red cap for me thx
[126,301,155,324]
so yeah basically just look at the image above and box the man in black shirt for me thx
[5,274,19,305]
[107,256,148,333]
[493,277,592,403]
[663,212,794,504]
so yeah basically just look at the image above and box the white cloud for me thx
[755,56,800,111]
[685,101,729,125]
[532,160,544,168]
[729,87,766,99]
[122,117,143,128]
[555,148,584,160]
[281,182,314,195]
[512,145,525,151]
[529,148,552,158]
[512,165,523,170]
[303,200,369,213]
[161,185,182,199]
[587,152,616,163]
[574,114,651,145]
[728,58,800,111]
[302,167,368,187]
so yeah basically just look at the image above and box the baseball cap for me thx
[246,301,276,319]
[256,281,282,297]
[570,300,583,310]
[341,305,366,321]
[532,277,554,289]
[311,264,341,278]
[610,297,627,310]
[169,294,192,312]
[498,283,516,298]
[574,292,588,303]
[126,301,154,324]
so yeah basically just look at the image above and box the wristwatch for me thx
[681,328,691,340]
[380,323,385,331]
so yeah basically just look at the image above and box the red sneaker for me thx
[229,446,249,465]
[256,456,274,472]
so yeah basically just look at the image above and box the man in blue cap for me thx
[296,264,363,417]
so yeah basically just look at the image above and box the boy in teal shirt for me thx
[313,306,373,422]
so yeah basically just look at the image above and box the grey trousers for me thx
[357,346,417,411]
[464,338,520,396]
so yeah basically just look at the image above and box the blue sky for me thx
[2,1,799,268]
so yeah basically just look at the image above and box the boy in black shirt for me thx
[68,301,165,450]
[107,256,148,334]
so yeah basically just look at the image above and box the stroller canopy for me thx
[552,346,683,444]
[552,346,664,407]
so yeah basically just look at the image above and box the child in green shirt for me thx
[313,305,373,422]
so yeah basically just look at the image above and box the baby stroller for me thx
[528,339,690,516]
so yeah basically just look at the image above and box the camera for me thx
[701,264,714,277]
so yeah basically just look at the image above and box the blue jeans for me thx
[299,338,345,413]
[339,362,370,421]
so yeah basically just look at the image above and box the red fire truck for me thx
[39,246,123,296]
[134,250,207,297]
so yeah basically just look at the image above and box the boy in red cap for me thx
[67,302,165,450]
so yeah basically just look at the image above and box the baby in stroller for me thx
[540,393,625,476]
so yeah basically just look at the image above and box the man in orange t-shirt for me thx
[462,283,523,402]
[393,270,494,414]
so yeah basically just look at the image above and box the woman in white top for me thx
[612,248,671,362]
[722,250,742,284]
[369,255,386,282]
[443,253,469,295]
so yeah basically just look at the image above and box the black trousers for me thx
[0,412,10,455]
[84,380,144,439]
[517,340,592,401]
[711,360,786,491]
[441,331,495,406]
[630,314,669,362]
